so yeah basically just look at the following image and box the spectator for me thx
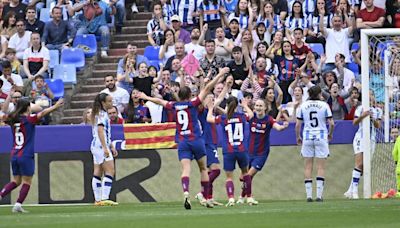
[132,62,161,97]
[8,19,31,61]
[292,27,311,66]
[100,75,130,114]
[4,48,21,74]
[116,53,136,94]
[324,82,350,120]
[226,0,253,30]
[2,0,27,21]
[108,106,124,124]
[164,41,186,72]
[240,70,263,103]
[288,71,314,102]
[81,107,92,124]
[285,85,303,121]
[75,0,116,57]
[299,52,319,84]
[171,0,199,30]
[356,0,385,30]
[306,0,332,46]
[285,1,308,43]
[344,86,360,120]
[0,61,23,94]
[169,14,191,44]
[214,27,234,62]
[199,0,224,40]
[222,0,238,14]
[114,0,126,34]
[319,70,338,94]
[268,30,284,57]
[260,85,283,118]
[0,79,8,100]
[253,56,276,88]
[117,42,149,75]
[370,59,384,104]
[159,29,176,64]
[29,75,54,107]
[126,89,152,123]
[332,53,355,94]
[0,34,7,59]
[319,12,355,71]
[184,26,206,60]
[271,0,288,21]
[227,46,250,89]
[254,21,270,44]
[234,29,257,60]
[42,6,76,52]
[336,0,355,29]
[160,0,174,26]
[200,39,225,78]
[147,2,168,46]
[256,1,284,43]
[386,0,400,28]
[391,99,400,119]
[22,32,50,79]
[224,17,240,41]
[25,6,45,37]
[1,11,17,40]
[256,41,269,59]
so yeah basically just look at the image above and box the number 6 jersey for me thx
[10,115,39,158]
[296,100,333,140]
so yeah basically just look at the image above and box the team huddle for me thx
[0,67,384,211]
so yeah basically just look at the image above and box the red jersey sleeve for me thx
[165,101,175,110]
[27,114,39,124]
[190,96,201,107]
[269,116,276,126]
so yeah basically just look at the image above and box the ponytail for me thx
[6,98,31,126]
[91,93,109,124]
[226,96,238,119]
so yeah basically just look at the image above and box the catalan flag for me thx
[123,123,177,150]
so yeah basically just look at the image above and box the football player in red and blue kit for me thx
[0,96,63,213]
[139,67,229,209]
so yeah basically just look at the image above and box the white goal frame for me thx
[360,28,400,198]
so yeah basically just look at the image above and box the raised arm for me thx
[198,67,229,101]
[36,98,64,119]
[206,101,216,123]
[319,8,327,37]
[273,121,289,131]
[240,98,254,119]
[138,92,168,107]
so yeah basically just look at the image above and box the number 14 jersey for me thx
[297,100,332,140]
[215,112,249,154]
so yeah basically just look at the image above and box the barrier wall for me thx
[0,122,358,204]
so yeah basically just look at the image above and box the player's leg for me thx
[180,158,192,209]
[12,175,32,213]
[315,139,329,202]
[396,165,400,197]
[351,153,363,199]
[193,140,213,208]
[101,158,117,205]
[91,147,106,205]
[205,144,221,205]
[345,137,363,199]
[302,140,314,202]
[0,157,22,200]
[223,153,236,206]
[238,153,257,205]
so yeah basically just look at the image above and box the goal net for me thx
[361,29,400,198]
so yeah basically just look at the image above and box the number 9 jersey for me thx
[296,100,333,140]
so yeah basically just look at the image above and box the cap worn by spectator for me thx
[229,18,239,24]
[171,15,181,22]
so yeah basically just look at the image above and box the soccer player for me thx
[90,93,119,206]
[206,96,257,206]
[392,131,400,197]
[295,86,335,202]
[237,99,289,204]
[0,97,64,212]
[138,67,229,209]
[344,91,382,199]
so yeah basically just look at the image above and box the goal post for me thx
[360,29,400,199]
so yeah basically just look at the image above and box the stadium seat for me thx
[351,42,359,52]
[49,50,59,69]
[39,8,51,22]
[149,60,160,71]
[347,62,359,77]
[53,64,77,84]
[73,34,97,58]
[45,78,64,100]
[61,48,85,71]
[144,46,161,61]
[309,43,324,56]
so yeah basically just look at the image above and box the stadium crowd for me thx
[0,0,399,125]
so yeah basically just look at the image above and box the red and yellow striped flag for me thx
[123,123,177,150]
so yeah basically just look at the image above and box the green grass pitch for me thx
[0,199,399,228]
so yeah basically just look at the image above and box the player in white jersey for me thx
[344,91,381,199]
[296,86,335,202]
[90,93,118,206]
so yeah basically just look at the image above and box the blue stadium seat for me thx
[53,64,77,84]
[309,43,324,56]
[347,62,359,77]
[73,34,97,58]
[144,46,161,61]
[149,60,160,71]
[45,79,64,100]
[61,48,85,70]
[351,42,359,52]
[39,8,51,23]
[49,49,59,69]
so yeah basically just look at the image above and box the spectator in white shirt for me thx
[8,19,31,60]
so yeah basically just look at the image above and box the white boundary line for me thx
[0,203,93,207]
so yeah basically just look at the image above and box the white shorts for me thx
[353,136,363,154]
[301,138,330,158]
[91,146,114,165]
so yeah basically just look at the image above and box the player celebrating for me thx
[138,67,229,209]
[344,91,381,199]
[0,97,64,212]
[91,93,119,206]
[295,86,335,202]
[237,99,289,204]
[206,96,257,206]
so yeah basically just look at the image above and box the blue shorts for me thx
[178,139,206,161]
[11,156,35,176]
[223,152,249,172]
[249,155,269,171]
[205,144,220,167]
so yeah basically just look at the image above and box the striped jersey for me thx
[10,114,39,158]
[308,14,333,33]
[256,14,284,34]
[223,0,237,13]
[228,13,249,29]
[198,108,218,145]
[91,110,111,148]
[199,0,223,22]
[285,16,308,31]
[215,112,249,153]
[274,55,300,82]
[297,100,332,140]
[354,106,382,140]
[165,96,203,142]
[172,0,199,25]
[248,113,276,156]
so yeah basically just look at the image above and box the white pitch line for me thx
[0,203,92,208]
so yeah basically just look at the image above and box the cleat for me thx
[387,189,396,198]
[94,201,104,206]
[205,199,214,208]
[210,198,223,206]
[315,198,323,202]
[344,190,353,199]
[12,203,28,213]
[195,192,206,206]
[352,192,359,200]
[184,191,191,210]
[101,200,118,206]
[236,196,245,204]
[226,198,235,207]
[246,197,258,206]
[381,193,389,199]
[372,191,382,199]
[307,198,313,202]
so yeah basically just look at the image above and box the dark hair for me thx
[3,11,16,29]
[108,105,119,113]
[2,60,11,69]
[203,0,219,6]
[290,1,304,18]
[226,96,238,119]
[126,89,141,123]
[25,5,36,14]
[148,65,158,75]
[52,6,62,13]
[178,86,191,101]
[152,1,162,10]
[34,75,45,81]
[313,0,329,17]
[308,85,322,100]
[322,71,338,85]
[294,86,304,94]
[256,41,269,59]
[0,79,3,88]
[91,93,110,124]
[293,27,303,34]
[127,42,136,47]
[232,46,242,53]
[205,39,215,45]
[234,0,249,17]
[243,91,253,99]
[16,19,25,26]
[6,98,31,126]
[163,29,175,45]
[31,32,41,38]
[282,40,294,55]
